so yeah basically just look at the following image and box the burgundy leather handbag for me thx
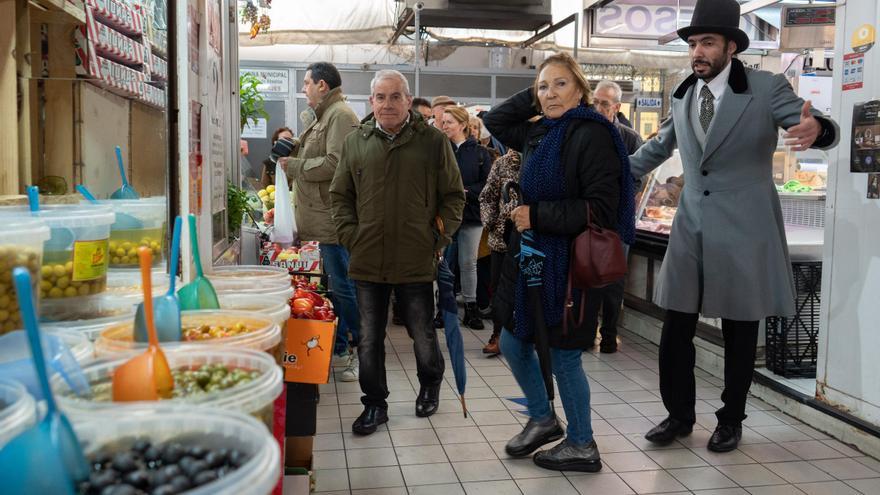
[564,201,628,333]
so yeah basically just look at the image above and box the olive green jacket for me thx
[286,87,359,244]
[330,112,465,284]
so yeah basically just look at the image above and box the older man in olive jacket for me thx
[331,69,465,435]
[279,62,362,382]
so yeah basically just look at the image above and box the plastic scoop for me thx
[178,214,220,310]
[0,268,89,493]
[110,146,140,200]
[76,184,142,229]
[28,186,75,251]
[111,248,174,401]
[0,330,90,399]
[135,215,182,342]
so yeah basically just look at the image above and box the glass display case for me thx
[634,150,684,236]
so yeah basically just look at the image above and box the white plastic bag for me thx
[270,162,297,245]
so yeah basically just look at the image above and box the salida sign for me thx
[594,1,764,41]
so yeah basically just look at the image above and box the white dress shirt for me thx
[690,60,733,143]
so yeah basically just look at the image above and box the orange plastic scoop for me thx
[112,247,173,401]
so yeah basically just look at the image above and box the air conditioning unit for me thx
[779,5,836,51]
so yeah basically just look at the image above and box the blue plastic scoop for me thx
[110,146,140,200]
[28,186,74,251]
[178,214,220,310]
[135,215,182,342]
[77,184,143,229]
[0,268,89,493]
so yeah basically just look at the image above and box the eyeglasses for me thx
[593,99,616,109]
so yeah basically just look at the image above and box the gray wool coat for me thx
[630,59,838,321]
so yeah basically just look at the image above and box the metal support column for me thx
[414,2,422,96]
[573,11,579,58]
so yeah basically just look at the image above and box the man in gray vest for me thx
[629,0,838,453]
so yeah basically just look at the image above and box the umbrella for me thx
[435,217,468,417]
[502,183,555,405]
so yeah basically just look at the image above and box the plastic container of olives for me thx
[41,271,167,324]
[0,204,115,300]
[106,269,171,296]
[0,216,50,334]
[209,265,290,284]
[95,310,282,362]
[0,379,37,449]
[53,347,282,431]
[84,197,167,269]
[72,408,281,495]
[215,283,294,306]
[218,294,290,327]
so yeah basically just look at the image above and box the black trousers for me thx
[659,310,759,427]
[356,281,445,408]
[582,278,626,343]
[488,251,506,338]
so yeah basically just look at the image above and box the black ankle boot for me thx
[464,303,484,330]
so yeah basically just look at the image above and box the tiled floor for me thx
[311,318,880,495]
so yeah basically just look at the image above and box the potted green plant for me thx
[240,72,269,131]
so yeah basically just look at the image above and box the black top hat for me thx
[677,0,750,53]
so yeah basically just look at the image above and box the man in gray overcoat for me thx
[629,0,838,453]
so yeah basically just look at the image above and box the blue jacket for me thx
[453,137,492,224]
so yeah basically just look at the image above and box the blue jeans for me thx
[321,244,360,354]
[500,329,595,445]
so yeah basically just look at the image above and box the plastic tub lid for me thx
[53,347,282,419]
[210,265,290,282]
[0,328,93,400]
[215,283,294,302]
[95,310,281,357]
[0,379,37,449]
[42,314,132,342]
[218,294,290,327]
[72,407,280,495]
[39,292,140,325]
[0,216,51,244]
[0,204,115,229]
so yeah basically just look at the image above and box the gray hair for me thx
[370,69,411,96]
[594,80,623,103]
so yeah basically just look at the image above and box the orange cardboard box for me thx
[283,318,337,384]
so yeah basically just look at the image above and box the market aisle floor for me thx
[308,318,880,495]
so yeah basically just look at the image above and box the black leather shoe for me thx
[415,386,440,417]
[352,406,388,436]
[533,439,602,473]
[599,340,617,354]
[708,424,742,453]
[645,417,693,445]
[464,303,484,330]
[505,415,564,457]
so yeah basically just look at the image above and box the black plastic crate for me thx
[765,262,822,378]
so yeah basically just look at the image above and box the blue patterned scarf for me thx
[514,104,635,340]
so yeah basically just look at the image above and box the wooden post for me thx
[15,0,32,190]
[0,0,20,194]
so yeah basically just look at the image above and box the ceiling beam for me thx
[389,7,415,45]
[520,13,576,48]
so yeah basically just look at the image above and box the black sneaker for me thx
[533,439,602,472]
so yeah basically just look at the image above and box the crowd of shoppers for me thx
[259,0,838,471]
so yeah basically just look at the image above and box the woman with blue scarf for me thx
[483,52,635,472]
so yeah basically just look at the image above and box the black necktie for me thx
[699,85,714,133]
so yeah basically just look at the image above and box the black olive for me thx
[192,469,218,487]
[227,449,247,468]
[132,439,152,453]
[91,450,113,469]
[144,446,162,463]
[169,475,191,492]
[101,484,136,495]
[111,452,138,473]
[153,464,181,486]
[161,443,184,465]
[151,485,178,495]
[203,450,226,469]
[89,469,119,491]
[123,469,151,490]
[187,445,207,459]
[181,459,208,479]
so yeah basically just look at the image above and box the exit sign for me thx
[637,97,663,108]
